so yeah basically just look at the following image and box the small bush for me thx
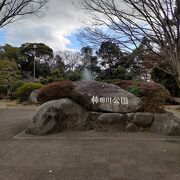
[39,77,49,85]
[11,81,25,93]
[10,80,25,99]
[138,82,170,112]
[127,85,140,96]
[113,80,135,90]
[16,82,43,102]
[37,81,74,104]
[114,80,171,112]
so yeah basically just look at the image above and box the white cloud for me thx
[2,0,88,51]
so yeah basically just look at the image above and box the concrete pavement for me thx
[0,107,180,180]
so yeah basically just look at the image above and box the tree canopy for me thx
[0,60,20,96]
[77,0,180,87]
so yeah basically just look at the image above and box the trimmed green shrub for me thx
[10,81,25,99]
[127,85,140,96]
[16,82,43,102]
[11,81,25,93]
[37,81,74,104]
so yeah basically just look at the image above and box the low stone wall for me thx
[87,111,180,135]
[25,98,180,136]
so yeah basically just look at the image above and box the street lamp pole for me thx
[33,44,37,81]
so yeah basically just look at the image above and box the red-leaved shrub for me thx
[113,80,171,112]
[113,80,135,90]
[138,82,170,112]
[37,81,74,104]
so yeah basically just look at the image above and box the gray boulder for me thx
[125,123,138,132]
[71,81,142,113]
[126,113,135,122]
[150,113,180,135]
[95,113,127,131]
[86,112,101,130]
[28,90,39,104]
[133,112,154,128]
[25,98,88,135]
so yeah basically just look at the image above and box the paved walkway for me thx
[165,105,180,119]
[0,107,180,180]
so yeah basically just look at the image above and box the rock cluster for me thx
[25,98,180,136]
[25,81,180,136]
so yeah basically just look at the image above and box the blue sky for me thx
[65,33,82,51]
[0,30,6,46]
[0,29,82,51]
[0,0,88,52]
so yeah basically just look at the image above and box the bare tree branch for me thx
[0,0,48,28]
[76,0,180,87]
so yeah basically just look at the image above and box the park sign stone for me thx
[25,80,180,136]
[71,81,142,113]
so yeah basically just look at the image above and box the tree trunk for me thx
[176,0,180,88]
[176,45,180,88]
[176,64,180,88]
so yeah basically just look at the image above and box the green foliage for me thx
[51,68,64,78]
[151,67,180,97]
[18,43,54,78]
[39,77,49,85]
[35,62,51,78]
[0,60,21,96]
[96,66,127,81]
[10,81,25,99]
[11,81,25,93]
[0,60,20,83]
[96,41,122,66]
[46,68,65,83]
[47,76,64,83]
[65,70,81,81]
[16,82,43,101]
[0,44,20,60]
[96,41,124,79]
[54,55,65,71]
[111,66,126,79]
[37,81,74,104]
[20,43,53,62]
[127,85,140,96]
